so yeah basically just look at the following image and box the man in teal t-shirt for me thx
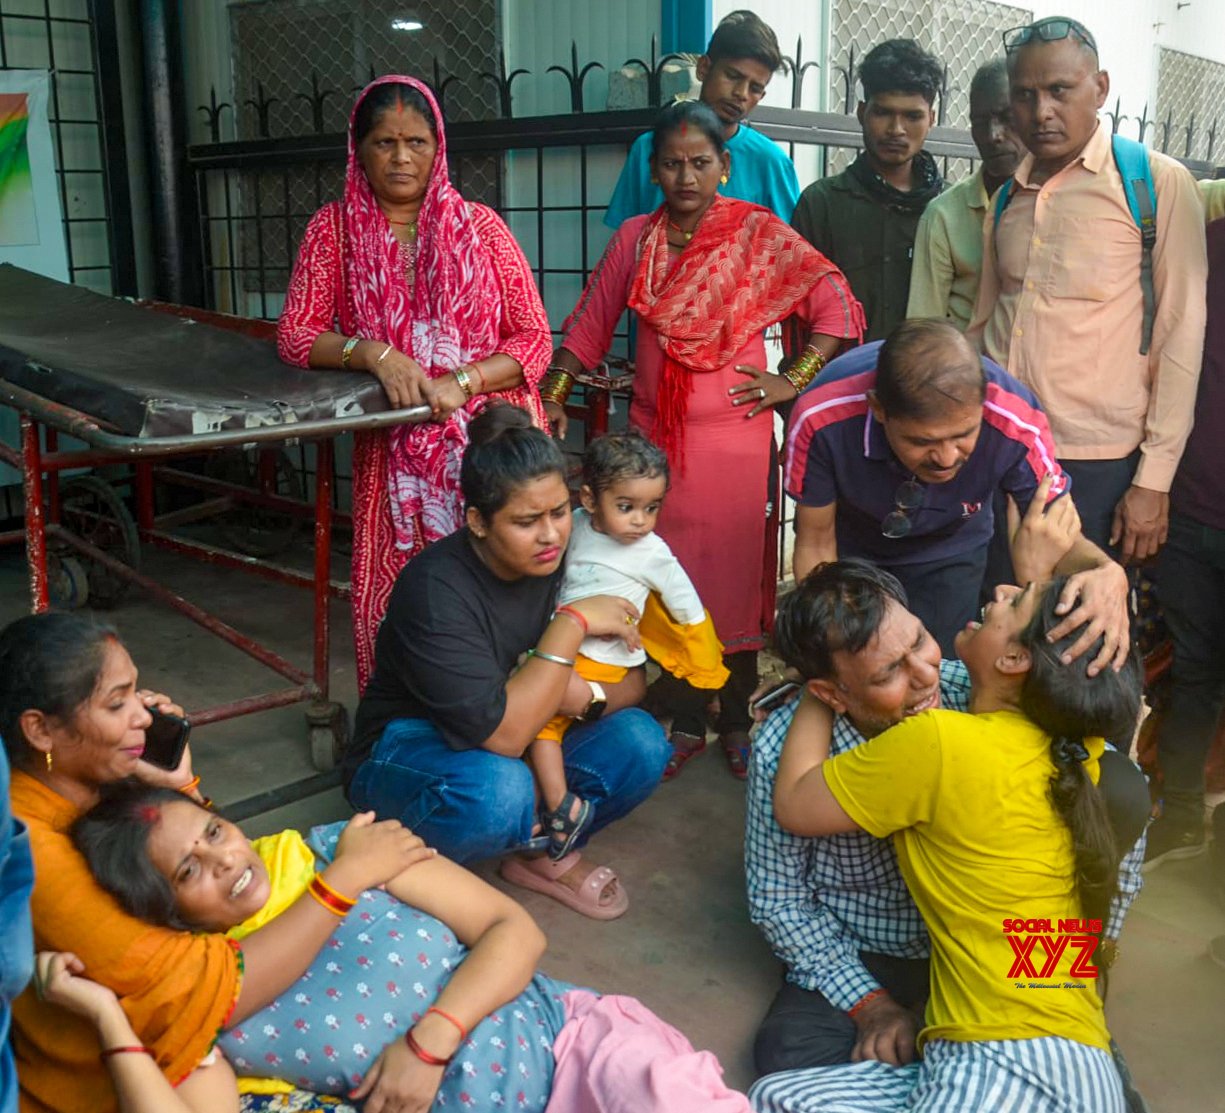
[604,10,801,227]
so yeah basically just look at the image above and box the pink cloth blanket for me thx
[546,990,752,1113]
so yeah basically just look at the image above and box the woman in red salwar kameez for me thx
[544,100,863,780]
[278,76,551,690]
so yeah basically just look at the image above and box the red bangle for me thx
[405,1029,451,1066]
[100,1045,153,1061]
[426,1005,469,1041]
[848,988,888,1019]
[555,605,588,636]
[177,776,201,795]
[307,874,356,917]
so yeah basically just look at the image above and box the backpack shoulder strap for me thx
[1111,134,1158,356]
[1111,134,1157,232]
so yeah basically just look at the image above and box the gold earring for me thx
[720,173,729,185]
[45,751,53,773]
[650,176,658,185]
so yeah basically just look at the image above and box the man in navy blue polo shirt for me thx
[784,318,1128,655]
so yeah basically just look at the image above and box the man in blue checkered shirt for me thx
[746,560,1147,1077]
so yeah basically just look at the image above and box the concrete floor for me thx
[3,537,1223,1111]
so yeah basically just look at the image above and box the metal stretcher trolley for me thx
[0,264,428,815]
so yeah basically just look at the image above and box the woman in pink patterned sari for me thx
[278,76,551,690]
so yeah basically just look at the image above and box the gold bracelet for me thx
[454,365,477,400]
[540,369,575,406]
[341,335,361,370]
[782,346,827,395]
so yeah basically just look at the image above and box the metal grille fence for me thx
[222,0,500,301]
[1156,47,1225,164]
[0,0,133,295]
[827,0,1032,179]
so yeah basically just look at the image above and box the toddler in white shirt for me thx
[530,433,721,859]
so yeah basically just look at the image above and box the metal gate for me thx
[0,0,134,295]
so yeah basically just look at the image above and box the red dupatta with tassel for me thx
[627,195,840,466]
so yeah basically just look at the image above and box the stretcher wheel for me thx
[206,448,303,558]
[57,476,140,608]
[306,701,348,772]
[48,555,89,609]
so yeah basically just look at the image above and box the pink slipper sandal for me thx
[499,852,629,921]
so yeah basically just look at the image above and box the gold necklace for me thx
[667,219,697,242]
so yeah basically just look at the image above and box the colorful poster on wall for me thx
[0,70,68,281]
[0,93,38,244]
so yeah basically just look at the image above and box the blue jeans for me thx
[348,708,670,863]
[1060,452,1140,556]
[891,547,988,658]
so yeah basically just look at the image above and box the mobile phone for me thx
[752,680,801,715]
[142,707,191,771]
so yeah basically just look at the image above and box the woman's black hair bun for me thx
[467,402,533,446]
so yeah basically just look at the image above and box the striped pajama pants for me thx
[749,1037,1125,1113]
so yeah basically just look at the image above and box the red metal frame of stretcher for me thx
[0,374,428,817]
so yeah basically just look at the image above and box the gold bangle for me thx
[781,367,806,395]
[341,336,361,370]
[454,365,477,400]
[540,369,575,406]
[782,346,827,394]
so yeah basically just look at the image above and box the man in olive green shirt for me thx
[792,40,944,341]
[907,60,1023,329]
[1201,178,1225,223]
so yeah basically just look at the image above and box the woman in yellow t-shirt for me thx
[757,571,1142,1113]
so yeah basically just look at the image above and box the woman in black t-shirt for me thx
[348,405,670,918]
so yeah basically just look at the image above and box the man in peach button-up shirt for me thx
[968,17,1207,567]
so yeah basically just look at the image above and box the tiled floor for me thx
[3,540,1222,1110]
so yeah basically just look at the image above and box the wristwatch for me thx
[582,681,608,722]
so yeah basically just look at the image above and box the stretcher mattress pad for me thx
[0,265,389,438]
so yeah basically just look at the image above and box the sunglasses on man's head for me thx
[1002,18,1098,56]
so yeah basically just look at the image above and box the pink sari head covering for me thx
[344,75,503,551]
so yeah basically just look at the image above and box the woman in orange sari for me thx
[2,612,431,1113]
[545,100,863,779]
